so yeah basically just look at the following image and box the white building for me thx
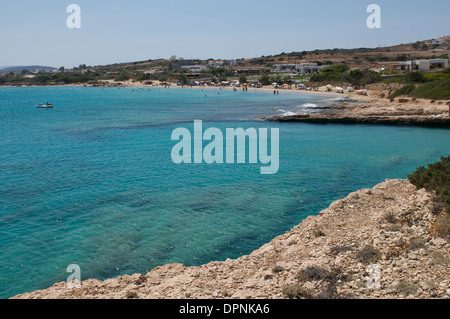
[429,59,448,69]
[431,40,445,45]
[397,60,430,71]
[271,63,323,75]
[225,59,237,67]
[397,59,448,71]
[271,64,297,73]
[181,65,207,72]
[207,61,224,68]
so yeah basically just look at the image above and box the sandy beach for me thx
[11,79,450,127]
[104,79,450,127]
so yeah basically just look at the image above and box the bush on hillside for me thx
[410,80,450,100]
[388,85,416,99]
[408,156,450,238]
[310,65,382,86]
[408,156,450,213]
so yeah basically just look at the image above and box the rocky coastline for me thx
[13,179,450,299]
[265,94,450,128]
[266,113,450,127]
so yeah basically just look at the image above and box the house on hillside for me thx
[395,59,448,71]
[429,59,448,69]
[181,65,207,72]
[397,60,431,71]
[235,67,271,75]
[271,63,323,75]
[297,63,323,75]
[271,64,297,73]
[431,40,445,45]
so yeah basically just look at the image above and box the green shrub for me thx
[282,284,313,299]
[408,238,426,250]
[388,85,415,99]
[408,156,450,214]
[402,72,426,84]
[296,266,349,283]
[313,228,326,238]
[355,245,382,264]
[115,73,130,82]
[423,72,450,82]
[430,250,449,265]
[315,283,344,299]
[408,156,450,238]
[330,245,353,255]
[396,280,418,296]
[410,80,450,100]
[382,211,397,224]
[297,266,329,281]
[272,266,284,274]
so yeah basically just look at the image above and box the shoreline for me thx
[266,113,450,128]
[5,82,449,128]
[12,179,449,299]
[264,91,450,128]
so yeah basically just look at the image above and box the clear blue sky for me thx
[0,0,449,68]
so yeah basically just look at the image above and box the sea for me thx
[0,86,449,298]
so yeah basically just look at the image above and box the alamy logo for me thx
[367,264,381,289]
[66,4,81,29]
[367,4,381,29]
[171,120,279,175]
[66,264,81,288]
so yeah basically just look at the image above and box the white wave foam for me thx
[329,97,349,102]
[276,109,296,116]
[300,103,318,108]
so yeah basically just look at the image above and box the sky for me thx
[0,0,449,68]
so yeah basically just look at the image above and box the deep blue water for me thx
[0,86,448,298]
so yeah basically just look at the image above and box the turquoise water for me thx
[0,86,449,298]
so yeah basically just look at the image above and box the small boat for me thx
[37,103,54,109]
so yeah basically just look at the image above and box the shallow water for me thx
[0,86,449,298]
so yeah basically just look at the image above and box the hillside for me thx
[237,36,450,70]
[87,36,450,74]
[1,37,449,104]
[0,65,57,75]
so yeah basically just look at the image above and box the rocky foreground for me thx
[13,179,449,299]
